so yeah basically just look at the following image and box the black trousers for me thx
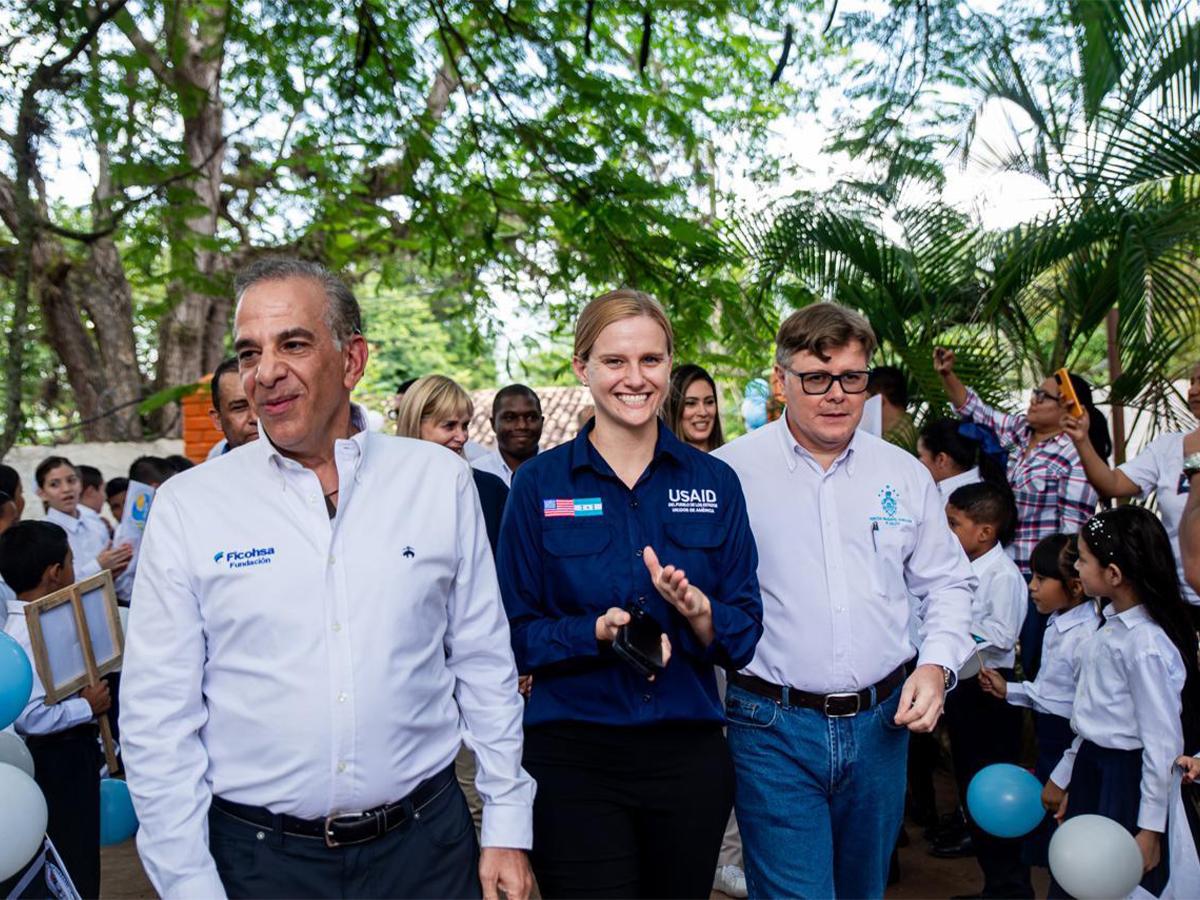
[209,766,481,899]
[27,724,101,899]
[945,672,1033,899]
[524,720,734,899]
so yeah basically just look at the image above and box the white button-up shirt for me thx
[968,544,1027,669]
[3,598,94,735]
[1118,432,1198,605]
[937,467,982,504]
[1006,601,1098,718]
[46,506,110,580]
[121,409,534,898]
[471,448,537,489]
[714,419,976,693]
[1050,604,1185,831]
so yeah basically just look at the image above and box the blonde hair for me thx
[394,375,473,439]
[573,289,674,362]
[775,302,877,366]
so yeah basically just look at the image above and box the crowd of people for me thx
[1,255,1199,900]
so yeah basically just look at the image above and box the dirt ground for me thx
[98,771,1051,899]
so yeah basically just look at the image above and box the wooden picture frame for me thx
[22,571,123,772]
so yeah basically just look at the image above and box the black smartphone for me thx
[613,610,665,678]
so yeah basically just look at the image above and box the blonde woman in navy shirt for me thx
[496,290,763,899]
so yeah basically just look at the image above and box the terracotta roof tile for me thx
[469,386,593,450]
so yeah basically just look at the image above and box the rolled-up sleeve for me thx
[497,470,602,671]
[120,488,225,899]
[906,474,976,674]
[957,388,1027,451]
[446,465,536,850]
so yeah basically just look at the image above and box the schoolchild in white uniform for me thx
[943,481,1030,897]
[980,532,1099,867]
[1043,507,1200,897]
[36,456,131,581]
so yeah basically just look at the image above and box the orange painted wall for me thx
[182,374,223,463]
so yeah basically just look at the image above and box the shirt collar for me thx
[45,506,83,533]
[1053,601,1099,632]
[776,416,858,476]
[5,595,23,617]
[942,467,981,494]
[568,418,686,475]
[1103,603,1153,629]
[970,542,1007,575]
[258,403,371,475]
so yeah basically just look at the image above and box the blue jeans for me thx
[726,682,909,899]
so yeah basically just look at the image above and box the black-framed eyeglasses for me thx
[780,367,872,396]
[1031,388,1060,404]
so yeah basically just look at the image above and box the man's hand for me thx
[1135,829,1162,874]
[642,546,714,645]
[977,667,1008,699]
[479,847,533,900]
[893,664,945,732]
[97,541,134,576]
[1177,754,1200,784]
[80,681,111,716]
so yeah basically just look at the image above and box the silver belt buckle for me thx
[823,691,861,718]
[323,811,380,849]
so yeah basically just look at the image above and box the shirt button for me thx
[337,761,347,773]
[328,555,336,565]
[332,622,342,633]
[642,694,651,703]
[337,692,348,703]
[308,495,317,504]
[631,498,639,509]
[633,549,642,558]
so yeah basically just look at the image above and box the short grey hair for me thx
[234,257,363,346]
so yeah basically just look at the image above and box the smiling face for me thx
[573,315,670,436]
[37,464,80,517]
[777,340,870,458]
[679,378,718,448]
[1026,376,1064,431]
[493,393,543,461]
[234,276,368,459]
[419,408,471,456]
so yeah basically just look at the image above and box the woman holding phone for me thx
[934,348,1106,675]
[495,289,763,898]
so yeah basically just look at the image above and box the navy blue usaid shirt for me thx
[496,419,763,727]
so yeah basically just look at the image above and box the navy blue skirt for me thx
[1049,740,1169,898]
[1024,712,1074,868]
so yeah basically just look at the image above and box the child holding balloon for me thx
[980,533,1099,866]
[0,522,109,899]
[1041,507,1200,896]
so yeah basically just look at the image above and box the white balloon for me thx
[1049,814,1144,900]
[0,732,34,777]
[0,762,48,881]
[959,650,981,680]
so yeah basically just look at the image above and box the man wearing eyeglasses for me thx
[713,302,975,899]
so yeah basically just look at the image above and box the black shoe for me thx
[929,832,976,859]
[925,808,965,842]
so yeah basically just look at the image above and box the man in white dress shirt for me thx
[714,303,975,899]
[121,258,534,900]
[471,384,543,488]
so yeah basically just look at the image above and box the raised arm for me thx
[1061,409,1141,499]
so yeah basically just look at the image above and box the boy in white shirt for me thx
[942,481,1031,897]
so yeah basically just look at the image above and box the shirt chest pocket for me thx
[541,524,615,613]
[663,521,726,589]
[867,526,910,600]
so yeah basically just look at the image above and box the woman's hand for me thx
[1135,829,1162,874]
[977,667,1008,699]
[933,347,956,376]
[642,546,714,646]
[1060,406,1091,445]
[594,606,672,674]
[1177,754,1200,784]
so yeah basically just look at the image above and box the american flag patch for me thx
[543,498,603,518]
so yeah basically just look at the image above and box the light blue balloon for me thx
[0,632,33,732]
[99,778,138,846]
[967,763,1045,838]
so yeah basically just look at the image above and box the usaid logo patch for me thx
[667,488,718,515]
[214,546,276,569]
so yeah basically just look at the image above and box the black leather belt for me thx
[211,762,455,848]
[730,664,907,718]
